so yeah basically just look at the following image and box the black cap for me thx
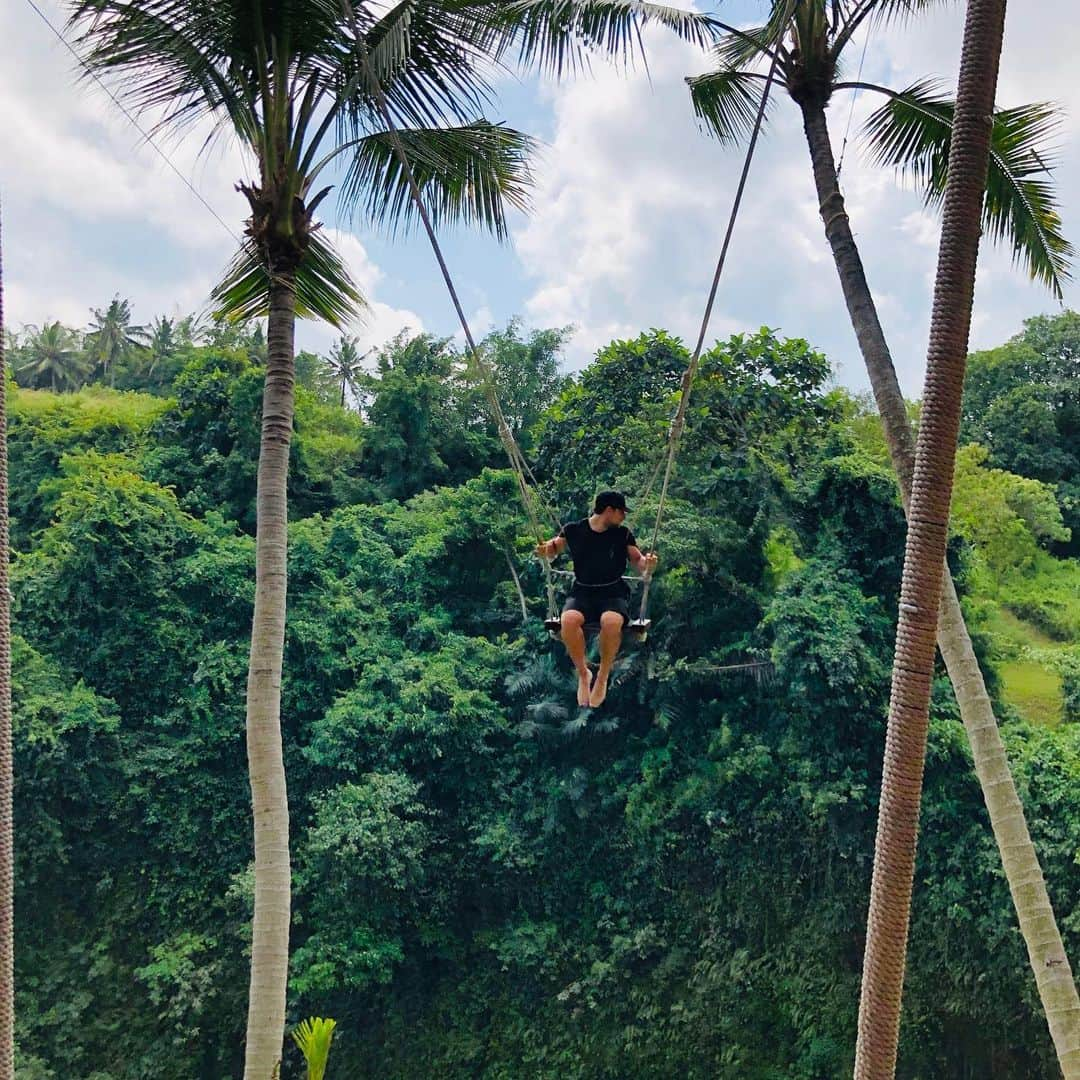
[594,490,628,514]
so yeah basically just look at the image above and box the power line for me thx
[22,0,242,245]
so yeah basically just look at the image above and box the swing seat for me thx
[544,617,651,642]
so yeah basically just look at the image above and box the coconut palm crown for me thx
[688,0,1072,298]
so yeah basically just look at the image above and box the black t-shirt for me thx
[559,518,636,594]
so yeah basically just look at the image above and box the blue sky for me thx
[3,1,1078,395]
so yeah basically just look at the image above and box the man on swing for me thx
[536,491,658,708]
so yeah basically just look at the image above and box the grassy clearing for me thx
[998,659,1063,726]
[984,608,1068,726]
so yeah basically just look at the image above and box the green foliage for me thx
[8,316,1079,1079]
[294,775,433,993]
[762,526,803,590]
[292,1017,337,1080]
[472,318,572,453]
[12,321,89,392]
[7,385,169,547]
[534,326,836,517]
[1026,648,1080,723]
[143,346,365,529]
[962,310,1080,554]
[952,444,1069,576]
[764,558,892,723]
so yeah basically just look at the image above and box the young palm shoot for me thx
[292,1017,336,1080]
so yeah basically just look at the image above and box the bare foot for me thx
[576,668,593,707]
[589,670,609,709]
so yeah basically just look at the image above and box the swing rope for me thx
[343,0,795,630]
[638,9,792,625]
[342,1,563,620]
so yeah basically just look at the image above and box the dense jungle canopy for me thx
[4,307,1079,1078]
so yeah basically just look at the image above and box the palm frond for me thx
[654,698,685,730]
[67,0,268,146]
[506,666,543,698]
[211,231,365,327]
[830,0,948,59]
[528,700,571,723]
[714,0,807,73]
[591,715,622,733]
[340,121,534,239]
[292,1016,337,1080]
[340,0,500,132]
[561,712,589,736]
[516,718,559,739]
[687,69,771,144]
[862,80,1073,299]
[492,0,720,77]
[865,0,950,24]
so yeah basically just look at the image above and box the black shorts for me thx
[562,590,631,627]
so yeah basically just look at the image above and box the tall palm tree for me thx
[67,5,514,1075]
[146,315,177,371]
[175,311,208,348]
[0,206,14,1080]
[85,295,149,386]
[326,334,367,407]
[67,2,716,1074]
[689,3,1080,1072]
[856,1,1008,1072]
[15,321,89,392]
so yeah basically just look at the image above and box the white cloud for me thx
[512,5,1080,392]
[296,229,423,357]
[2,1,249,253]
[6,0,1079,392]
[2,2,418,360]
[512,22,870,373]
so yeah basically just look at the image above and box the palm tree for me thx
[85,296,149,386]
[146,315,177,371]
[326,334,367,407]
[175,311,208,348]
[15,321,89,392]
[856,1,1008,1072]
[689,3,1080,1072]
[0,206,14,1080]
[67,2,716,1073]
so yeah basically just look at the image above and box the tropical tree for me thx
[688,2,1080,1071]
[325,335,367,407]
[856,1,1008,1072]
[475,318,570,452]
[85,296,149,386]
[14,322,89,392]
[175,312,208,349]
[67,1,716,1074]
[147,315,177,369]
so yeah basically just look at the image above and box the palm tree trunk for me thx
[243,271,295,1080]
[801,57,1080,1077]
[851,1,1008,1073]
[0,206,15,1080]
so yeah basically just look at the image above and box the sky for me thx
[3,1,1079,396]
